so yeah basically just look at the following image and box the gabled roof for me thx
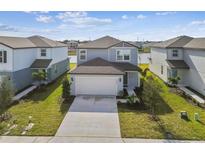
[0,36,36,49]
[70,57,140,75]
[78,36,138,49]
[28,36,66,48]
[151,36,193,48]
[184,38,205,49]
[30,59,52,69]
[0,35,66,49]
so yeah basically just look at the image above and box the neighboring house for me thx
[0,35,69,92]
[66,40,79,51]
[70,36,141,96]
[150,35,205,96]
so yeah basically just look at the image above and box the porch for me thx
[30,59,52,85]
[166,60,189,85]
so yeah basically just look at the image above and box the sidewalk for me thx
[13,85,37,101]
[0,136,204,143]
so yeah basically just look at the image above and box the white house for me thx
[150,35,205,96]
[0,35,69,91]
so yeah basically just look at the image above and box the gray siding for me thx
[128,72,139,88]
[0,68,33,92]
[47,59,69,81]
[77,49,108,65]
[109,47,138,65]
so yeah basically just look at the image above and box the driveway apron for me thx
[55,96,121,138]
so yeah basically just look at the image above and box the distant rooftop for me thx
[150,35,205,50]
[0,35,66,49]
[78,36,138,49]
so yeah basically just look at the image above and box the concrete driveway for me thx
[55,96,121,138]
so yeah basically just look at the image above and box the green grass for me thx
[118,64,205,140]
[68,50,76,56]
[0,63,76,136]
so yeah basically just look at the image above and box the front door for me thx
[123,72,128,87]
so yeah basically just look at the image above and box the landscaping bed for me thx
[0,63,76,136]
[118,64,205,140]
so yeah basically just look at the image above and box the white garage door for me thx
[75,76,118,96]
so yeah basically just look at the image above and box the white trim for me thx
[116,49,131,62]
[40,48,47,57]
[79,49,87,61]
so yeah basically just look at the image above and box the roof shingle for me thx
[30,59,52,69]
[70,58,140,75]
[166,60,189,69]
[151,36,193,48]
[78,36,121,49]
[0,35,66,49]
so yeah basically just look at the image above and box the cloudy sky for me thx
[0,11,205,41]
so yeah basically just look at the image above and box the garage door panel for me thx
[76,76,117,96]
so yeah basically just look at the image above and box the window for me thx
[41,49,47,57]
[161,65,163,74]
[79,50,87,61]
[0,50,7,63]
[172,69,178,78]
[172,50,178,57]
[116,50,130,61]
[168,69,178,78]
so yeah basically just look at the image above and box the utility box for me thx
[180,111,188,120]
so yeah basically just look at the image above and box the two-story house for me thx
[0,35,69,92]
[150,35,205,96]
[70,36,140,96]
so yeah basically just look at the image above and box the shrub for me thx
[0,112,12,122]
[0,76,15,111]
[32,70,46,86]
[168,76,181,85]
[62,77,71,101]
[127,94,137,105]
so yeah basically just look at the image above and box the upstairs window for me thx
[172,50,178,57]
[0,50,7,63]
[79,50,87,61]
[116,50,130,61]
[41,49,47,57]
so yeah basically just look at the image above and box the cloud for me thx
[122,15,128,20]
[24,11,49,14]
[190,20,205,26]
[56,11,112,27]
[0,24,18,32]
[36,15,54,23]
[136,14,146,20]
[56,11,87,20]
[155,12,176,16]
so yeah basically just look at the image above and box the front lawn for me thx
[0,63,76,136]
[118,64,205,140]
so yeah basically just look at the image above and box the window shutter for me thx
[3,51,7,63]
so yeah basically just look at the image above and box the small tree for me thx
[142,76,163,117]
[62,77,71,101]
[168,76,180,85]
[0,77,14,111]
[32,70,46,86]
